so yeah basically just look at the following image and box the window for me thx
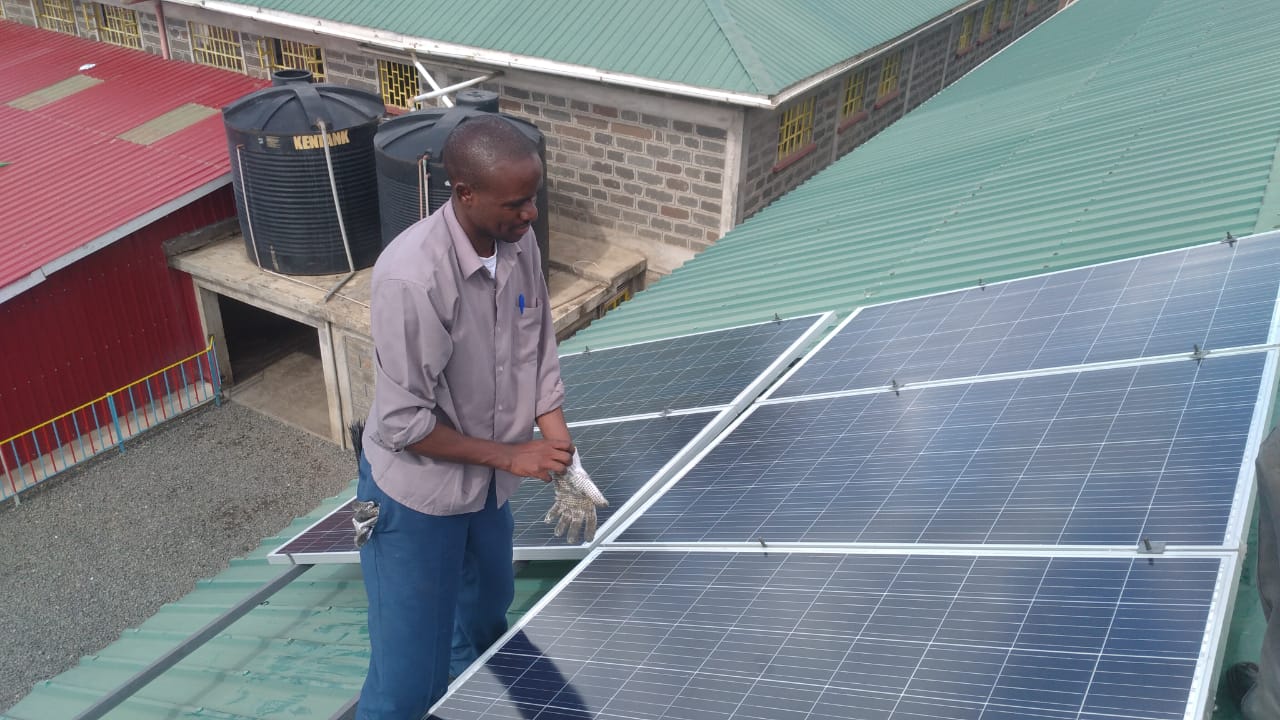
[88,3,141,49]
[1000,0,1015,26]
[877,51,901,100]
[841,69,867,120]
[775,97,814,164]
[979,3,996,40]
[259,38,326,81]
[35,0,77,34]
[957,13,975,53]
[189,22,245,73]
[379,59,420,110]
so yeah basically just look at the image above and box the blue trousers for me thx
[355,454,515,719]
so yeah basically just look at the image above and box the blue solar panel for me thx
[430,551,1225,720]
[560,315,827,423]
[616,353,1268,547]
[510,413,714,554]
[267,413,717,564]
[773,237,1280,398]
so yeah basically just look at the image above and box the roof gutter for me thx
[769,0,991,105]
[0,176,231,305]
[163,0,777,107]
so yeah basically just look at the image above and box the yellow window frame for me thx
[841,69,867,119]
[776,97,814,164]
[379,59,420,110]
[877,52,901,99]
[189,21,245,73]
[258,38,327,81]
[35,0,77,35]
[980,3,996,39]
[957,13,975,53]
[88,3,142,49]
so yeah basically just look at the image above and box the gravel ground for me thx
[0,400,355,713]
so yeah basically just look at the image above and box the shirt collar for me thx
[443,199,525,280]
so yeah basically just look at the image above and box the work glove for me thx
[544,450,608,544]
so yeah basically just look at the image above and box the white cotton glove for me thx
[544,450,608,544]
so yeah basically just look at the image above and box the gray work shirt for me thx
[362,200,564,516]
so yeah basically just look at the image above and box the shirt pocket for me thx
[515,297,542,366]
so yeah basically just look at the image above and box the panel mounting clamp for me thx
[1138,537,1166,554]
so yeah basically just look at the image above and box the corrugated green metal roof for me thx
[563,0,1280,352]
[1,483,574,720]
[198,0,963,96]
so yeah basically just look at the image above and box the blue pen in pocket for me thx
[518,294,525,315]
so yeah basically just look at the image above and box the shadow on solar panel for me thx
[429,549,1232,720]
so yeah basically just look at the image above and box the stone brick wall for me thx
[2,0,37,25]
[427,72,732,252]
[737,0,1058,221]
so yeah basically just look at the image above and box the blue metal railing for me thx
[1,338,222,503]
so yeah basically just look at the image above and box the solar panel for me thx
[771,237,1280,399]
[612,352,1272,548]
[268,413,718,564]
[560,313,831,423]
[509,413,717,559]
[429,549,1230,720]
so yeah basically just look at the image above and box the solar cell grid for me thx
[615,352,1269,547]
[773,237,1280,398]
[269,413,717,563]
[560,315,826,423]
[510,413,713,551]
[429,550,1225,720]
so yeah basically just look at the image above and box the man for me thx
[355,115,575,719]
[1226,426,1280,719]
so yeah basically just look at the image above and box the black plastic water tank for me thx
[373,92,549,278]
[223,81,385,275]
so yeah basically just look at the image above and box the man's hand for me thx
[544,450,608,544]
[504,438,572,481]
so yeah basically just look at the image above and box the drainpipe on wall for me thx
[155,0,170,59]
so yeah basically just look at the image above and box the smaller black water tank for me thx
[223,82,386,275]
[373,93,550,277]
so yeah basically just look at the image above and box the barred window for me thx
[980,2,996,39]
[379,59,420,110]
[841,69,867,119]
[35,0,77,35]
[260,38,326,81]
[189,22,245,73]
[776,97,814,164]
[957,13,975,53]
[877,51,901,99]
[89,3,142,49]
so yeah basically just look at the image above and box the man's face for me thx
[455,154,542,245]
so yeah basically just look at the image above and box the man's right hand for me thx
[504,438,572,481]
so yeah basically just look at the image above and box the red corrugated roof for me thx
[0,22,267,297]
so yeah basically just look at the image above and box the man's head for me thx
[443,115,542,251]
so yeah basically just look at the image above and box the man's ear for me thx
[453,181,473,205]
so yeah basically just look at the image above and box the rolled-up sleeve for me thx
[533,257,565,418]
[370,279,453,451]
